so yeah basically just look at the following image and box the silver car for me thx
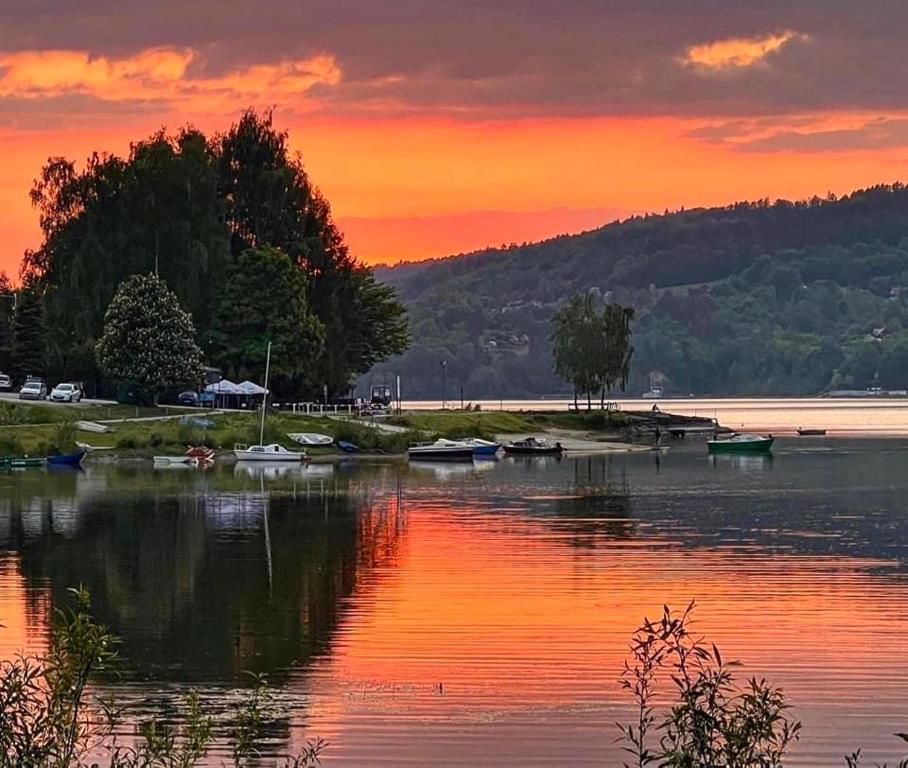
[19,377,47,400]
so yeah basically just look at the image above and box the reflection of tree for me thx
[490,456,636,548]
[10,484,404,683]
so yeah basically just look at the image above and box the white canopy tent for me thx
[205,379,241,395]
[237,380,268,396]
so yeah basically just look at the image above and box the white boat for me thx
[287,432,333,446]
[153,455,198,466]
[76,420,112,433]
[233,443,306,462]
[232,342,306,463]
[407,439,474,461]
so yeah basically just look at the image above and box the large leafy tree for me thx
[10,288,48,382]
[96,274,204,402]
[24,110,408,397]
[215,110,409,394]
[207,247,325,396]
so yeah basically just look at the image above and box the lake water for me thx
[408,396,908,434]
[2,439,908,765]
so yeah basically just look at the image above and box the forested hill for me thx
[366,184,908,398]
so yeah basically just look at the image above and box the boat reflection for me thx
[233,460,335,480]
[708,453,774,471]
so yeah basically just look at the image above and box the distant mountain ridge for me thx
[366,184,908,399]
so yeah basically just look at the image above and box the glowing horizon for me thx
[3,3,908,275]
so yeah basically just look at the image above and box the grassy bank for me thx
[389,408,629,438]
[0,407,428,459]
[0,401,635,460]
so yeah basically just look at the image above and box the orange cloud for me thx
[0,47,340,109]
[684,31,807,71]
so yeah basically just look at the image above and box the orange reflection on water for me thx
[295,502,908,765]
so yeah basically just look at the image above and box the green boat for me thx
[0,456,46,469]
[707,434,774,454]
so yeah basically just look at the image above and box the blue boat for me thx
[336,440,360,454]
[460,438,501,456]
[47,450,87,467]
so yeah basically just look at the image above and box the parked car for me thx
[0,373,11,390]
[50,382,83,403]
[19,377,47,400]
[177,390,199,406]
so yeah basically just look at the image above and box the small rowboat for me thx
[408,439,474,461]
[707,433,774,454]
[0,456,45,469]
[154,455,199,466]
[336,440,360,454]
[47,450,87,467]
[185,445,215,461]
[797,428,827,436]
[502,437,564,456]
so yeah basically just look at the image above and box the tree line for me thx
[4,110,409,401]
[369,184,908,398]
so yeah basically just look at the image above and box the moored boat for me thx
[47,450,87,467]
[185,445,215,461]
[0,456,45,469]
[154,455,198,466]
[336,440,360,453]
[232,443,306,462]
[457,437,501,456]
[408,439,474,461]
[797,428,827,436]
[502,437,564,456]
[707,433,774,454]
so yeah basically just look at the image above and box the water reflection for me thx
[2,446,908,765]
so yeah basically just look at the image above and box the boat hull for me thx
[233,451,304,462]
[502,445,563,456]
[0,456,45,469]
[407,447,474,461]
[472,443,501,456]
[707,437,774,454]
[47,450,86,467]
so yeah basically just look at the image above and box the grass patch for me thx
[389,410,534,439]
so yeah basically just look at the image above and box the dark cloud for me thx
[2,0,908,118]
[740,118,908,152]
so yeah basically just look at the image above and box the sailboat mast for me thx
[260,341,272,446]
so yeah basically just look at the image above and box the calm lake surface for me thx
[2,438,908,765]
[409,396,908,434]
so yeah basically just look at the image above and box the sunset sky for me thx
[3,1,908,275]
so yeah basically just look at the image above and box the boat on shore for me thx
[288,432,333,446]
[502,437,564,456]
[47,450,87,467]
[185,445,215,461]
[336,440,360,454]
[797,428,827,436]
[408,439,474,461]
[707,433,774,454]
